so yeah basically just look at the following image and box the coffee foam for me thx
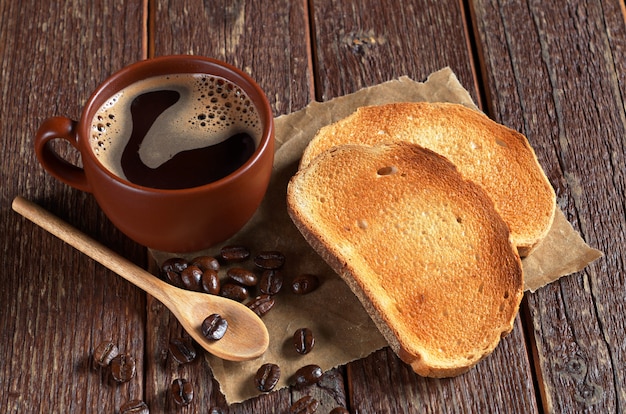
[90,74,262,178]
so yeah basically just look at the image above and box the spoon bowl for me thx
[151,280,270,361]
[12,196,269,361]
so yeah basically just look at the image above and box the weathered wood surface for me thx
[1,0,625,412]
[472,0,626,412]
[0,0,148,412]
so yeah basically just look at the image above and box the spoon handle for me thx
[12,196,171,304]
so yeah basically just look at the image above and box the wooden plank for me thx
[311,0,481,104]
[347,320,538,412]
[0,0,147,412]
[147,1,316,411]
[470,0,626,412]
[151,0,314,116]
[310,0,539,412]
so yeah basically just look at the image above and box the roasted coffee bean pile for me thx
[87,243,345,412]
[159,245,353,413]
[159,245,321,329]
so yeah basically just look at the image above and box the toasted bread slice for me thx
[299,102,555,256]
[287,142,524,377]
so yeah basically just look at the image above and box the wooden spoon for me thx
[12,196,269,361]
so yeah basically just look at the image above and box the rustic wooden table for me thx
[2,1,624,412]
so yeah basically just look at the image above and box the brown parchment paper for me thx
[151,67,603,404]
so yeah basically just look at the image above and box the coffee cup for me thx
[34,55,275,252]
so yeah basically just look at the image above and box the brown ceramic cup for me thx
[34,55,274,252]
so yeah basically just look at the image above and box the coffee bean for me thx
[289,395,319,413]
[161,257,188,273]
[220,245,250,262]
[220,283,249,302]
[110,354,137,383]
[180,265,203,291]
[227,267,258,286]
[201,268,220,295]
[165,270,183,288]
[201,314,228,340]
[293,328,315,355]
[291,274,320,295]
[169,337,197,364]
[294,364,324,387]
[254,251,285,270]
[254,363,281,392]
[171,378,194,406]
[93,340,119,367]
[120,399,149,414]
[247,295,275,317]
[190,255,220,271]
[329,408,349,414]
[259,269,283,295]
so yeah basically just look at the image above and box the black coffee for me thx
[90,74,262,189]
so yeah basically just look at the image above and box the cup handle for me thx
[34,116,91,193]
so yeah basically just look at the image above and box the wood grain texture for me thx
[151,0,313,116]
[470,0,626,412]
[3,0,624,412]
[310,0,480,104]
[148,0,315,411]
[311,0,538,412]
[0,0,147,412]
[348,321,538,413]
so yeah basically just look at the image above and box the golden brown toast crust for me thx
[300,102,556,256]
[287,142,524,377]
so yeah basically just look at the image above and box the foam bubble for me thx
[89,74,263,178]
[186,75,259,138]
